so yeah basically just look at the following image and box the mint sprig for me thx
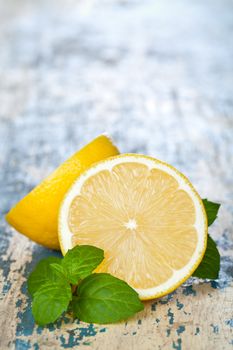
[192,199,221,279]
[28,245,143,325]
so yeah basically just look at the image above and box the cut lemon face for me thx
[59,154,207,299]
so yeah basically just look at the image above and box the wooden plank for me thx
[0,0,232,349]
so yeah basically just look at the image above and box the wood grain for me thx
[0,0,232,349]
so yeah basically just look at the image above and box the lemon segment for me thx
[6,135,119,249]
[59,154,207,300]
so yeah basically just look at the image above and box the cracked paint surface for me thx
[0,0,233,349]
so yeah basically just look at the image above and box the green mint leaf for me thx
[32,281,72,326]
[28,257,62,297]
[202,199,220,226]
[71,273,144,324]
[192,235,220,279]
[50,263,67,277]
[62,245,104,284]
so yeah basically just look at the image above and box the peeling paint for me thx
[210,281,219,289]
[99,328,107,333]
[36,326,43,335]
[159,291,176,305]
[2,280,12,294]
[0,224,14,296]
[176,326,185,335]
[151,303,157,311]
[16,299,23,308]
[176,299,184,310]
[15,339,31,350]
[16,298,35,337]
[172,338,182,350]
[226,319,233,328]
[210,324,219,334]
[59,323,97,348]
[182,285,196,296]
[167,308,174,325]
[194,327,200,335]
[210,279,230,290]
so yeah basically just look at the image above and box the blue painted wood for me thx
[0,0,232,349]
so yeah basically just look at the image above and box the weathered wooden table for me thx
[0,0,232,349]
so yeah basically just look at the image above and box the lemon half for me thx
[59,154,207,299]
[6,135,119,249]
